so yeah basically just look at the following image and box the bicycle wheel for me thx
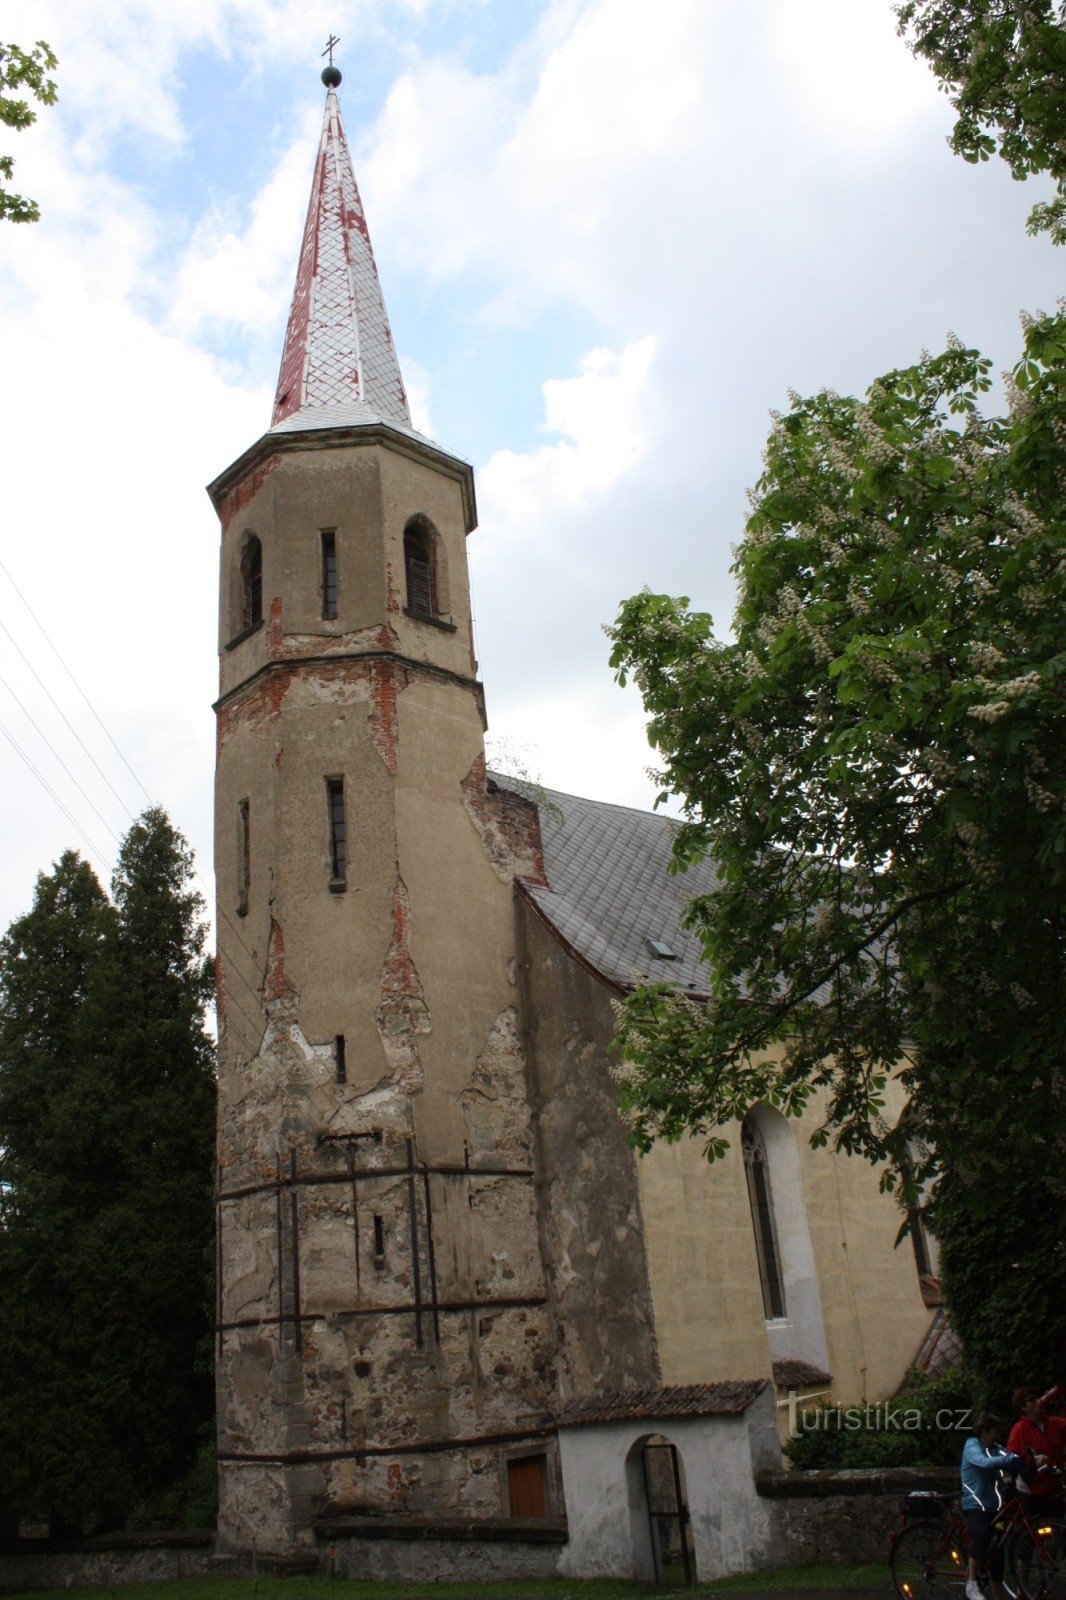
[1009,1516,1066,1600]
[891,1520,969,1600]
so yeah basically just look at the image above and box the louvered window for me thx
[240,536,263,630]
[742,1116,787,1320]
[404,526,435,618]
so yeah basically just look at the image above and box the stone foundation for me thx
[0,1532,217,1593]
[316,1516,567,1582]
[758,1467,957,1565]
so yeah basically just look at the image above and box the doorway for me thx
[641,1435,696,1586]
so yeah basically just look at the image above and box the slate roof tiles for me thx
[515,782,719,995]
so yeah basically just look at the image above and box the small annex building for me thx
[209,65,943,1584]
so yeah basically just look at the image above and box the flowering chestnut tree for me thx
[607,311,1065,1195]
[896,0,1066,244]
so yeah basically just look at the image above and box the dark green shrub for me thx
[784,1365,975,1470]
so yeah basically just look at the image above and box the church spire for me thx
[271,61,411,432]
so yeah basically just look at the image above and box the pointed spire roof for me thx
[271,77,411,434]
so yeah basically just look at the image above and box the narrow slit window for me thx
[240,535,263,631]
[237,798,250,916]
[373,1214,385,1260]
[321,530,338,620]
[326,777,346,886]
[335,1034,346,1084]
[742,1116,787,1320]
[404,525,435,618]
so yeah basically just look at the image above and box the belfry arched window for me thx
[240,535,263,631]
[742,1114,787,1320]
[404,523,435,619]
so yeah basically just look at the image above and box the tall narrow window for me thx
[326,777,346,888]
[321,530,338,620]
[334,1034,347,1084]
[240,535,263,631]
[237,798,250,917]
[742,1116,787,1320]
[404,524,435,618]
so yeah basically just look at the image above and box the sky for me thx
[0,0,1060,936]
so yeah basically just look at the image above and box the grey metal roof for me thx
[267,399,444,454]
[510,780,719,995]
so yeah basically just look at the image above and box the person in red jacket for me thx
[1007,1386,1066,1521]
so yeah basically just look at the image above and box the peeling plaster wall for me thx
[516,897,661,1402]
[213,437,558,1551]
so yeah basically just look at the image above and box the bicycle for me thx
[889,1483,1065,1600]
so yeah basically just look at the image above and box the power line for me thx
[0,560,348,1132]
[0,556,154,806]
[0,558,275,1014]
[0,718,112,867]
[0,668,126,847]
[0,614,141,820]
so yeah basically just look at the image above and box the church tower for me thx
[209,64,557,1551]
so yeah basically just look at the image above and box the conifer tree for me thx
[0,811,216,1532]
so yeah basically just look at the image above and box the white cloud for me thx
[0,0,1060,938]
[400,355,435,437]
[485,678,665,816]
[479,336,656,541]
[765,0,942,147]
[168,119,315,335]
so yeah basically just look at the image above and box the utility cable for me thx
[0,558,350,1135]
[0,668,126,847]
[0,570,281,1019]
[0,718,112,867]
[0,615,141,819]
[0,556,154,806]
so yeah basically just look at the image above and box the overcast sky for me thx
[0,0,1060,934]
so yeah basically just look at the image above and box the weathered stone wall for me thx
[213,434,561,1550]
[317,1518,566,1583]
[0,1534,217,1594]
[759,1467,956,1566]
[516,893,661,1402]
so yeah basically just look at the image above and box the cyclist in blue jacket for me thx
[961,1414,1023,1600]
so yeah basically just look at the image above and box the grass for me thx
[0,1562,887,1600]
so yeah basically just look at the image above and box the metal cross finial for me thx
[321,35,342,88]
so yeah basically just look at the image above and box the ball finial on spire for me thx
[321,34,341,88]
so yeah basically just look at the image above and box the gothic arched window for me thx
[240,535,263,631]
[404,523,436,619]
[742,1114,787,1320]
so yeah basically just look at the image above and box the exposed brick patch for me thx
[217,670,294,753]
[267,596,285,660]
[460,756,546,886]
[376,877,428,1093]
[263,917,294,1005]
[368,660,404,775]
[219,453,281,533]
[386,561,401,616]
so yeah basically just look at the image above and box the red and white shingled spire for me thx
[271,63,411,433]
